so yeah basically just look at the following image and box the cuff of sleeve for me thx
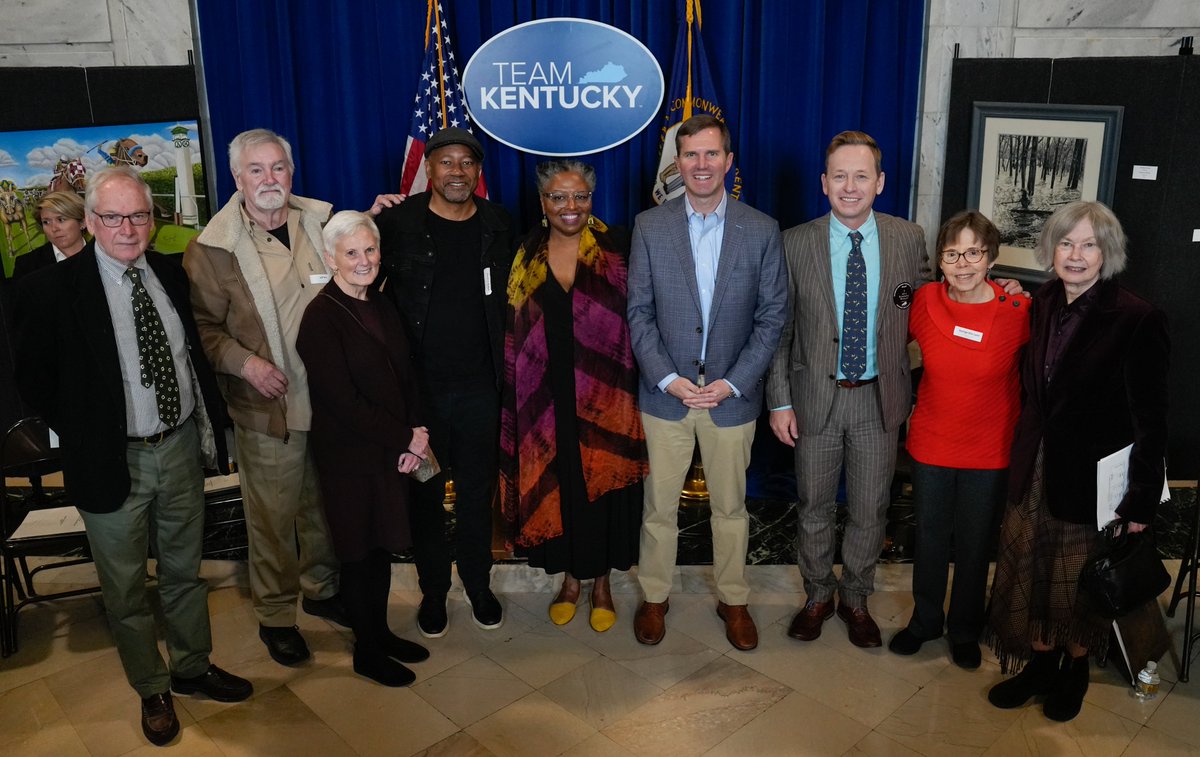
[657,373,680,393]
[771,404,792,412]
[726,380,741,398]
[219,345,255,377]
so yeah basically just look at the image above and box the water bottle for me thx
[1133,661,1160,702]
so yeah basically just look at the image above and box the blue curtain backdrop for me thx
[196,0,925,233]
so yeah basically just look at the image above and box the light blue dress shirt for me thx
[656,191,740,397]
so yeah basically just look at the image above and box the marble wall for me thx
[0,0,192,67]
[914,0,1199,251]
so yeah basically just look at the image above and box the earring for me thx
[541,215,548,228]
[586,215,596,228]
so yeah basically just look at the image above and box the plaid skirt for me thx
[985,444,1110,673]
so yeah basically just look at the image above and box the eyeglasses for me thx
[541,191,593,207]
[939,247,986,264]
[94,211,152,227]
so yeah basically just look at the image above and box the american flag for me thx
[399,0,487,197]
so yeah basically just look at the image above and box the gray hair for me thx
[1034,200,1128,279]
[84,166,152,213]
[322,210,380,260]
[535,160,596,193]
[229,128,295,176]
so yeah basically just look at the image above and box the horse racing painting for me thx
[0,121,209,277]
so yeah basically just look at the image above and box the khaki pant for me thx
[638,410,755,606]
[235,426,339,625]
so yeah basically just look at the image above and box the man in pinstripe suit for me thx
[627,115,787,651]
[766,131,931,648]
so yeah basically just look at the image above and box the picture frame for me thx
[967,102,1123,282]
[0,120,210,278]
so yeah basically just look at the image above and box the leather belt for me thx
[127,425,182,445]
[835,377,878,389]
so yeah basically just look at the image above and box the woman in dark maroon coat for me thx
[985,201,1169,722]
[297,211,431,688]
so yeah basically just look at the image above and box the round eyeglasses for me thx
[939,247,986,264]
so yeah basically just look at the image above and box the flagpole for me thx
[684,0,695,120]
[433,1,448,128]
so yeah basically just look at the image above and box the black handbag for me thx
[1079,523,1171,618]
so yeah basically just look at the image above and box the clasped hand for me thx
[667,377,734,409]
[397,426,430,474]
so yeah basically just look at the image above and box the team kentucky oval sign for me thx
[462,18,665,156]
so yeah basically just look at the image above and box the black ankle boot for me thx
[352,644,416,687]
[988,649,1062,709]
[1043,654,1089,722]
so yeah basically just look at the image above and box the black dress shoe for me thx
[259,624,311,665]
[888,628,928,656]
[353,645,416,687]
[465,588,504,630]
[417,594,448,639]
[141,692,179,746]
[950,640,982,670]
[379,631,430,663]
[303,595,350,628]
[171,664,254,702]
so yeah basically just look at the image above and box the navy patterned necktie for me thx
[840,230,867,382]
[126,267,181,427]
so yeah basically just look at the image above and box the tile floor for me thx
[2,560,1199,756]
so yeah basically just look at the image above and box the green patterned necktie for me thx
[126,267,181,427]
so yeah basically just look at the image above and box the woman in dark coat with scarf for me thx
[985,201,1169,722]
[297,211,431,687]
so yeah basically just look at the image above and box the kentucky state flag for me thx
[652,0,742,205]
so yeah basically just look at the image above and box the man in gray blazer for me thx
[767,131,930,649]
[628,115,786,651]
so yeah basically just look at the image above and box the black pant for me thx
[909,461,1006,643]
[408,384,499,597]
[340,549,392,648]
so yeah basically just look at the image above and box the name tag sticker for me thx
[953,325,984,342]
[309,274,331,285]
[892,282,913,309]
[483,267,492,295]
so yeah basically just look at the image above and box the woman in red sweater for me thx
[888,211,1029,669]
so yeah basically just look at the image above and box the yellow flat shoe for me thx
[549,601,577,625]
[589,606,616,633]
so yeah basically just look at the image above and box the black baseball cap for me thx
[424,128,484,160]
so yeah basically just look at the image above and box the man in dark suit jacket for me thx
[767,132,931,649]
[15,167,250,747]
[628,115,787,651]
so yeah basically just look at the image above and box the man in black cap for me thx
[371,128,514,636]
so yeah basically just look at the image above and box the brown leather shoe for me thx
[787,600,834,641]
[837,603,882,648]
[634,600,669,645]
[140,692,179,746]
[716,602,758,650]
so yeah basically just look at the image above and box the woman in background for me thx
[500,160,647,632]
[14,191,87,280]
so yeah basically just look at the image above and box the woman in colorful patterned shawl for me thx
[500,160,648,633]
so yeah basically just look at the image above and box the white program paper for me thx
[1095,444,1171,529]
[11,506,85,539]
